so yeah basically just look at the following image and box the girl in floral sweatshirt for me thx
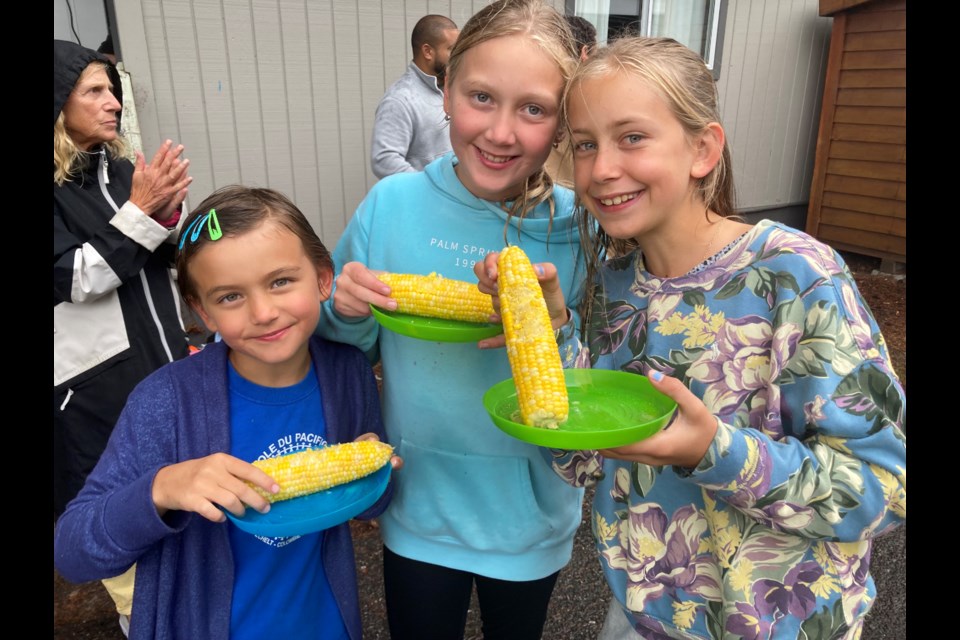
[476,37,905,639]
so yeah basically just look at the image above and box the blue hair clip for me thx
[179,209,222,249]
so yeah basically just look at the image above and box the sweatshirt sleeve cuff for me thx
[675,419,750,488]
[555,312,581,369]
[102,468,192,552]
[110,201,171,251]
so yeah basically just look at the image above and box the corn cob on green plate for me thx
[225,462,391,537]
[483,369,677,449]
[370,305,503,342]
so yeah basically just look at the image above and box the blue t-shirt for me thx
[227,361,349,640]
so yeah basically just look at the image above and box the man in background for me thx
[370,15,459,179]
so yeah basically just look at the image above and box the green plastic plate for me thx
[483,369,677,449]
[370,305,503,343]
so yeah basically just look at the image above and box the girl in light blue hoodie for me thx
[316,1,587,637]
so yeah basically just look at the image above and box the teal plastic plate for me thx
[483,369,677,450]
[370,305,503,342]
[226,462,391,538]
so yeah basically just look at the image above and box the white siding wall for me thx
[111,0,830,243]
[114,0,561,246]
[717,1,833,211]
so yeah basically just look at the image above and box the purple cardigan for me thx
[53,336,390,640]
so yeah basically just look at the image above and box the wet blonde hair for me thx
[564,37,737,334]
[53,61,127,186]
[445,0,577,240]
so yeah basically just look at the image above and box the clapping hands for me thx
[128,139,193,223]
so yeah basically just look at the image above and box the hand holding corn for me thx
[330,261,400,318]
[473,252,570,349]
[151,452,283,523]
[152,440,395,522]
[496,246,569,429]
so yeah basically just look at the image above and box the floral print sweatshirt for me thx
[552,220,906,639]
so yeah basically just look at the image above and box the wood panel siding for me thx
[806,0,905,262]
[823,191,905,218]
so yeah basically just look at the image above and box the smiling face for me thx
[61,64,121,151]
[188,220,333,387]
[568,72,712,243]
[443,34,564,202]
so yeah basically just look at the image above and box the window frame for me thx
[567,0,728,79]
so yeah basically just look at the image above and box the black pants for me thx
[53,356,142,519]
[383,545,560,640]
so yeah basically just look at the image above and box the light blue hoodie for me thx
[318,153,586,580]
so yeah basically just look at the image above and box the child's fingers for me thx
[230,459,280,502]
[353,433,401,469]
[598,372,717,468]
[153,454,276,520]
[192,500,230,523]
[532,261,568,327]
[474,253,500,295]
[645,370,702,411]
[333,263,393,316]
[645,373,717,436]
[477,333,507,350]
[206,462,277,518]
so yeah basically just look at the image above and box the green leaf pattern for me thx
[551,221,904,638]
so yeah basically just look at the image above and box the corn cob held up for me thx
[378,272,495,323]
[497,246,568,429]
[250,440,393,503]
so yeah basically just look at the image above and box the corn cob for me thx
[250,440,393,503]
[378,272,495,323]
[497,246,568,429]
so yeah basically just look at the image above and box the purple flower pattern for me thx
[551,221,904,638]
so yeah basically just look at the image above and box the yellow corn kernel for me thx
[497,246,568,429]
[378,272,495,323]
[250,440,393,503]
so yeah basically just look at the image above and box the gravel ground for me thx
[53,253,907,639]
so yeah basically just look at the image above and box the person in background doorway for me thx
[566,14,598,59]
[544,15,598,188]
[97,34,117,64]
[369,14,459,179]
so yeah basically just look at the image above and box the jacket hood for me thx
[54,39,122,126]
[424,154,578,244]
